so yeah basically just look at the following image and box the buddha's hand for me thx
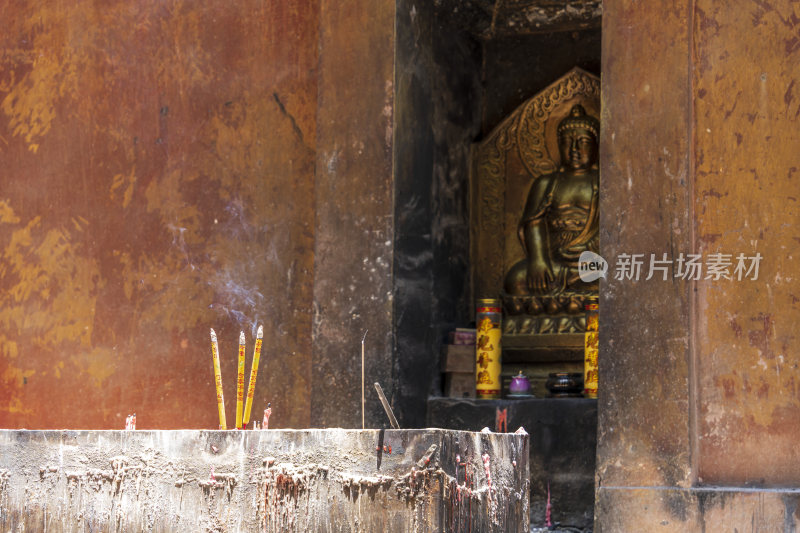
[527,260,554,293]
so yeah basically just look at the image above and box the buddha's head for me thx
[557,104,599,171]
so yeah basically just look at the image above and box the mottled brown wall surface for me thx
[312,0,395,428]
[598,0,800,529]
[693,0,800,485]
[598,0,693,490]
[0,1,318,429]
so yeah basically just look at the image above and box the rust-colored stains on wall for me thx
[0,2,318,429]
[694,0,800,484]
[598,0,693,489]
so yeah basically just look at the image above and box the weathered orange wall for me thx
[0,1,318,429]
[597,0,800,529]
[694,0,800,485]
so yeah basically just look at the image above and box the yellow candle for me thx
[235,330,246,430]
[243,325,263,427]
[475,299,502,399]
[210,328,227,430]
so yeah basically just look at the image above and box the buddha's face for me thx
[558,127,597,171]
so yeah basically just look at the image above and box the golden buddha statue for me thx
[503,104,599,322]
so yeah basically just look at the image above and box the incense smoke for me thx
[208,269,265,338]
[204,199,271,338]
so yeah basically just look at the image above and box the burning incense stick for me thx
[545,482,552,527]
[361,330,368,430]
[262,403,272,429]
[235,330,246,430]
[243,325,263,428]
[210,328,227,430]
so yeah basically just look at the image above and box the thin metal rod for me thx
[374,382,399,429]
[361,330,368,429]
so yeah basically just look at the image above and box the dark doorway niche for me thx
[481,29,602,136]
[393,2,601,530]
[393,0,601,418]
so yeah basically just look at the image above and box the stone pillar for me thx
[597,0,800,529]
[313,0,396,428]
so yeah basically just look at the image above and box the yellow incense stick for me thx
[210,328,227,430]
[235,330,246,429]
[243,325,264,427]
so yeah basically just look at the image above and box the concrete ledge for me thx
[596,486,800,532]
[0,429,529,532]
